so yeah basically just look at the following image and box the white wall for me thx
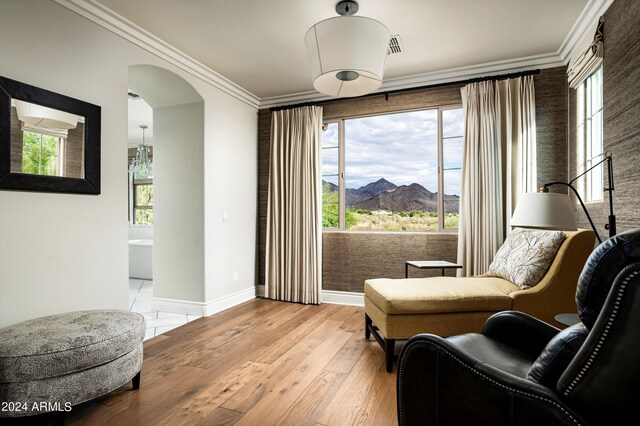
[154,101,205,302]
[204,97,258,301]
[0,0,257,327]
[128,225,153,241]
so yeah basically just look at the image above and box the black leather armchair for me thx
[397,228,640,426]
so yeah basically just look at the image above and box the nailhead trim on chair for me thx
[562,269,640,397]
[398,339,581,425]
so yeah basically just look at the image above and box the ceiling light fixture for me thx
[130,124,153,179]
[304,0,390,98]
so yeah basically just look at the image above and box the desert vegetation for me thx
[348,210,458,231]
[322,183,459,231]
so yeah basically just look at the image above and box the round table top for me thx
[555,313,580,327]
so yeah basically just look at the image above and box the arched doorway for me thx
[128,65,205,335]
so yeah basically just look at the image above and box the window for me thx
[577,66,603,202]
[133,180,153,225]
[321,122,341,228]
[322,106,464,232]
[21,130,64,176]
[441,108,464,229]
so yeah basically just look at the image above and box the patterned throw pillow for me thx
[488,228,567,289]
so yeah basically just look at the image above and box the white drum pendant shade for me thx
[305,16,390,97]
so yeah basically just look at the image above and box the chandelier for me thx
[130,124,153,179]
[304,0,390,97]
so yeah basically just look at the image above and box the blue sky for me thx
[322,108,464,195]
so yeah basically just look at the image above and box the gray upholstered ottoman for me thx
[0,310,145,419]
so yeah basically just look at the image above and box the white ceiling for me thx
[98,0,588,100]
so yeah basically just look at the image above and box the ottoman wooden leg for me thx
[365,314,372,339]
[51,411,65,426]
[385,339,395,372]
[132,371,141,390]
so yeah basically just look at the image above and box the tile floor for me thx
[129,279,201,341]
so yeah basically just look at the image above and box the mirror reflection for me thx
[10,99,85,178]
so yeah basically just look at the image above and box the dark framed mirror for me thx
[0,76,101,194]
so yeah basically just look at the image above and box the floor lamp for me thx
[511,153,616,244]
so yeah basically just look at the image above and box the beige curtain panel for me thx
[457,76,536,277]
[568,16,604,89]
[502,76,537,228]
[266,106,323,304]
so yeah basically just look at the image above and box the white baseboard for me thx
[322,290,364,307]
[203,286,257,317]
[153,285,363,315]
[152,286,258,316]
[151,297,205,316]
[256,285,364,307]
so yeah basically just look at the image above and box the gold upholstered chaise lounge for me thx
[364,229,595,372]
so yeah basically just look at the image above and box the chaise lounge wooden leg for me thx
[132,371,141,390]
[365,312,396,372]
[385,339,395,372]
[365,314,372,339]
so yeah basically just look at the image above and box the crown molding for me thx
[54,0,260,109]
[258,52,564,108]
[557,0,614,64]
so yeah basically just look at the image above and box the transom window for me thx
[322,106,464,232]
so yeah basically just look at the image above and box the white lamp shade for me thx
[511,192,578,231]
[305,16,390,97]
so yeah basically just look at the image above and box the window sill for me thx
[322,229,458,236]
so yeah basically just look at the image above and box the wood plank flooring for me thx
[56,299,398,425]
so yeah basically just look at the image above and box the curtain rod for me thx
[269,69,540,112]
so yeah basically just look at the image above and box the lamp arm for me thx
[568,153,611,186]
[543,182,602,244]
[566,153,616,238]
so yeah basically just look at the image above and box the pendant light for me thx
[130,124,153,179]
[304,0,390,98]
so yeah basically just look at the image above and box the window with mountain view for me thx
[321,122,340,228]
[322,106,463,232]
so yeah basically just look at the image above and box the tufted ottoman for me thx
[0,310,145,419]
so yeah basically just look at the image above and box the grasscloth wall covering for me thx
[257,68,568,293]
[569,0,640,234]
[10,108,22,172]
[535,67,569,192]
[64,123,84,178]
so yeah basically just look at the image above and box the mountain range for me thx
[323,178,459,213]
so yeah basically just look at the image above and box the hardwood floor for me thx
[64,299,398,425]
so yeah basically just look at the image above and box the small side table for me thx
[555,313,580,327]
[405,260,462,278]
